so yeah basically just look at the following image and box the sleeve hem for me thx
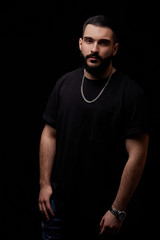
[43,113,56,128]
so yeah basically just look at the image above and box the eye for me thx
[83,37,94,44]
[98,39,110,46]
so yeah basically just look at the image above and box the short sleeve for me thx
[125,92,149,138]
[43,84,59,128]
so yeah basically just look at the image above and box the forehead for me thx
[83,24,114,41]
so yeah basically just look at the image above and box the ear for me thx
[112,43,119,56]
[79,38,82,50]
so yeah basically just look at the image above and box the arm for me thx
[38,123,56,220]
[100,133,149,236]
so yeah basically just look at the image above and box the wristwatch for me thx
[109,206,126,221]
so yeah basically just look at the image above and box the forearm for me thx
[99,154,147,235]
[39,124,56,187]
[112,133,149,211]
[112,156,146,211]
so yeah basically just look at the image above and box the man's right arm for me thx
[38,123,56,220]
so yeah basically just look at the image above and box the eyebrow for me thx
[83,36,111,43]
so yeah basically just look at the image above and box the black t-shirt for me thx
[43,67,149,218]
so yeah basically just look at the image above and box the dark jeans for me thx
[41,200,110,240]
[42,199,64,240]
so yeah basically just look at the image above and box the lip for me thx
[89,57,98,60]
[89,57,100,62]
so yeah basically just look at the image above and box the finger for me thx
[38,201,43,212]
[99,225,105,235]
[41,202,50,221]
[99,218,104,228]
[45,202,55,217]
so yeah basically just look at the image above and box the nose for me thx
[91,42,99,53]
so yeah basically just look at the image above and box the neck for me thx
[84,64,114,80]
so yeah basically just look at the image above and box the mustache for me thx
[85,52,102,60]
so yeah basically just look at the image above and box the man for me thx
[38,15,149,239]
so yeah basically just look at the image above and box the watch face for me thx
[109,206,126,221]
[118,211,126,220]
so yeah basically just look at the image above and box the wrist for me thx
[39,181,51,188]
[109,205,126,221]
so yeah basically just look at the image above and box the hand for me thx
[99,210,123,236]
[38,184,55,221]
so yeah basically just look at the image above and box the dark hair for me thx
[82,15,118,43]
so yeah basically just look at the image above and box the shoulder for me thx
[115,70,143,91]
[114,70,145,104]
[56,67,83,85]
[52,68,83,94]
[48,68,83,98]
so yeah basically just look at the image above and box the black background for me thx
[2,1,159,239]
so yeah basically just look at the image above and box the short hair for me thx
[82,15,118,43]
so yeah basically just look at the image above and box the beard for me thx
[80,52,113,76]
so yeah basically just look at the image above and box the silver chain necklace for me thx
[81,68,114,104]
